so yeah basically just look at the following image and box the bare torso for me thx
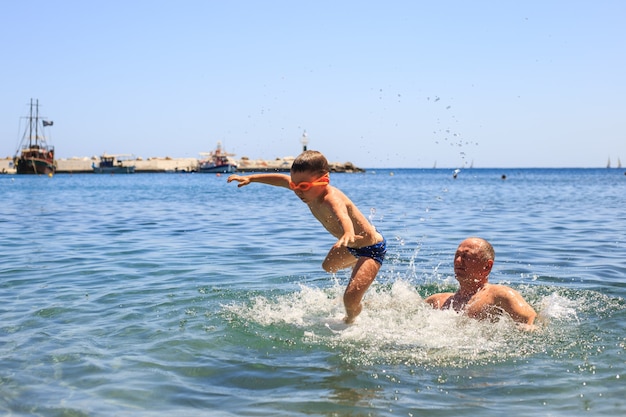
[426,283,536,324]
[307,185,382,247]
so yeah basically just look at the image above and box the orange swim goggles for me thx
[289,173,330,191]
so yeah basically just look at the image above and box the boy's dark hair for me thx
[290,150,329,175]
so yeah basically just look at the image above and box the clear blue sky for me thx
[1,0,624,168]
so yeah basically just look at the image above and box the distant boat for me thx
[92,154,136,174]
[198,142,237,173]
[607,157,611,168]
[13,99,56,175]
[618,158,622,169]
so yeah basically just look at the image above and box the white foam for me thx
[226,279,545,367]
[536,292,579,325]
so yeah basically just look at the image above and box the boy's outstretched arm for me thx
[227,173,291,188]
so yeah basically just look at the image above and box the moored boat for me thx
[92,154,136,174]
[198,142,237,173]
[14,99,56,175]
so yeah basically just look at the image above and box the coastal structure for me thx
[2,125,364,174]
[0,156,363,174]
[300,130,309,152]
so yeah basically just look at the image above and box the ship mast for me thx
[33,99,39,148]
[28,99,34,148]
[26,98,40,148]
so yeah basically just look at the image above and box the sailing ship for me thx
[92,154,136,174]
[198,141,237,173]
[13,99,56,175]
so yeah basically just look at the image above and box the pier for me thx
[0,156,364,174]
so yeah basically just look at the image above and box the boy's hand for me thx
[227,175,250,187]
[334,233,363,248]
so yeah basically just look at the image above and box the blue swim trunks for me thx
[347,237,387,265]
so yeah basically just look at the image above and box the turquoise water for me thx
[1,168,625,416]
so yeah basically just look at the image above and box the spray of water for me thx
[223,277,599,368]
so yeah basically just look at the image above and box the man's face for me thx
[454,239,489,284]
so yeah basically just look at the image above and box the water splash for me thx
[536,292,579,325]
[223,279,600,368]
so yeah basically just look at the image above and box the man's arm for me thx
[492,286,537,325]
[425,293,455,309]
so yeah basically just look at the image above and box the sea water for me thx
[0,168,624,416]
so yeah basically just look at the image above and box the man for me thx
[425,237,537,327]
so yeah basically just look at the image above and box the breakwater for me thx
[0,156,364,174]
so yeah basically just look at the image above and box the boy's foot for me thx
[343,303,362,324]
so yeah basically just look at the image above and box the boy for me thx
[227,150,386,323]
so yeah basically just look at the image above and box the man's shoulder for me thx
[483,283,524,300]
[485,283,515,292]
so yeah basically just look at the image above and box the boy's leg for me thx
[343,257,381,323]
[322,246,357,273]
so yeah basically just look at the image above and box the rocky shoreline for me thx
[0,156,364,174]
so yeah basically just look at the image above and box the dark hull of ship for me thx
[15,157,56,175]
[93,166,136,174]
